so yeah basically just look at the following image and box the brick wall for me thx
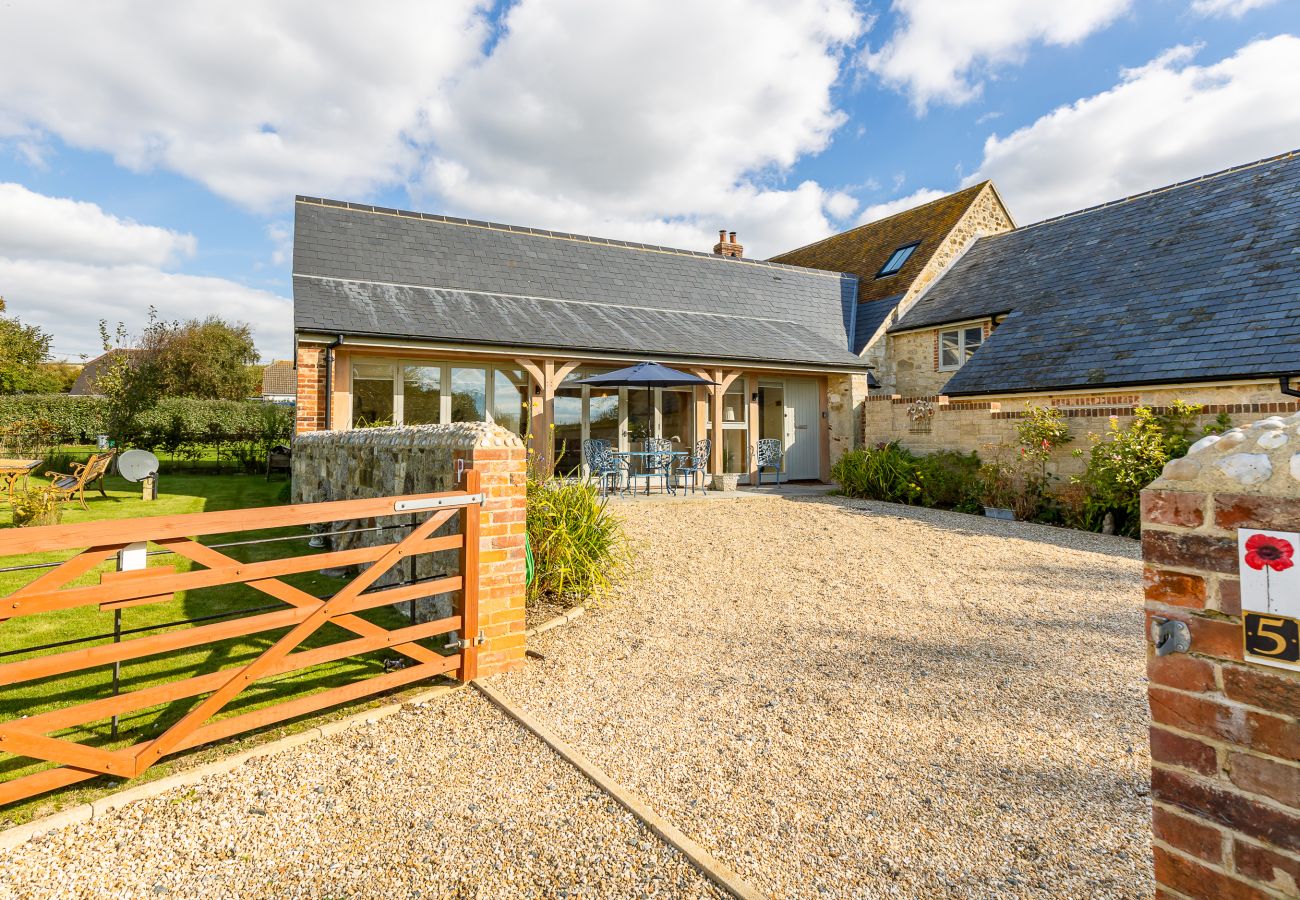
[296,344,327,434]
[293,422,527,678]
[1141,413,1300,898]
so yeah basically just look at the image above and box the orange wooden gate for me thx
[0,470,483,805]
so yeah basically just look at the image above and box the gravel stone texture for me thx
[497,496,1152,899]
[0,691,726,900]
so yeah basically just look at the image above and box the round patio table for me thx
[611,450,689,496]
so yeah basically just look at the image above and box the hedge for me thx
[0,394,292,444]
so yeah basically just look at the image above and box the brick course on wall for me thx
[859,381,1300,479]
[292,422,527,678]
[295,344,327,434]
[1140,412,1300,898]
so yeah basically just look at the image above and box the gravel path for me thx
[497,496,1152,899]
[0,691,726,900]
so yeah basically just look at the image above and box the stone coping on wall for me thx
[293,421,525,451]
[1151,412,1300,496]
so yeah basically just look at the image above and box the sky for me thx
[1,0,1298,363]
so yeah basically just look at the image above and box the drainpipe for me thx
[323,335,343,430]
[1281,375,1300,399]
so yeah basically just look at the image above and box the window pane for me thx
[722,428,747,474]
[627,388,653,445]
[403,365,441,425]
[661,389,693,447]
[553,379,583,475]
[352,369,394,427]
[940,331,960,368]
[589,388,620,447]
[722,384,747,424]
[491,368,527,436]
[450,367,487,422]
[963,327,983,362]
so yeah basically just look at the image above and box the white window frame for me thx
[348,358,528,431]
[937,324,985,372]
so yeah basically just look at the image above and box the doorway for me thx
[757,377,820,480]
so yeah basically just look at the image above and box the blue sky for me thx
[1,0,1297,362]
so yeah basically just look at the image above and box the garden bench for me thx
[45,450,116,510]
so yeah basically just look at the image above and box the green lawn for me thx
[0,472,452,824]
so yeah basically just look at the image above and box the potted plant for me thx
[978,458,1017,520]
[12,486,63,528]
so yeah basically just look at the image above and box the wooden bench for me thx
[46,451,116,510]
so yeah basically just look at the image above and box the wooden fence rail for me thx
[0,469,483,806]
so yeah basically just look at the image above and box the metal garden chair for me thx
[672,438,710,495]
[629,437,673,495]
[755,438,784,485]
[582,438,626,497]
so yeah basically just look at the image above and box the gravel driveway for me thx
[0,690,725,900]
[497,496,1151,899]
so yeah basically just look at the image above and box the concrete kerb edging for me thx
[525,605,584,638]
[473,679,769,900]
[0,682,463,853]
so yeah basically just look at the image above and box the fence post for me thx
[459,467,481,682]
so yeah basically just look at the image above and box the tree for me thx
[0,297,54,393]
[138,315,260,400]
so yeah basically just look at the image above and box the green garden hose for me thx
[524,531,535,586]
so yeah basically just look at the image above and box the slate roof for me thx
[769,183,994,305]
[892,150,1300,396]
[69,349,138,395]
[293,199,865,370]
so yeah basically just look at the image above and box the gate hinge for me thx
[444,629,486,651]
[1151,617,1191,656]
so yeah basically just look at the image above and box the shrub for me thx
[11,487,62,527]
[525,463,626,607]
[830,442,921,505]
[978,454,1046,521]
[915,450,982,512]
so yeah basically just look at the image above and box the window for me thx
[706,381,750,474]
[350,359,528,434]
[938,326,985,371]
[876,242,919,277]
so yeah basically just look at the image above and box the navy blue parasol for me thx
[574,361,714,388]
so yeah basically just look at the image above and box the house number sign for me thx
[1238,528,1300,671]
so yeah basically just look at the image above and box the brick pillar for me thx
[296,344,327,434]
[1141,414,1300,898]
[457,441,527,677]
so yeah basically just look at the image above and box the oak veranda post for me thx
[0,484,485,806]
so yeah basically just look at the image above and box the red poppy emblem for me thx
[1244,534,1295,572]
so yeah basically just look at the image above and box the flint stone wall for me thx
[292,423,524,624]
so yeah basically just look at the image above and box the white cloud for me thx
[824,191,860,220]
[856,188,949,225]
[0,183,195,267]
[975,36,1300,222]
[266,221,292,267]
[858,36,1300,227]
[419,0,866,257]
[0,1,489,213]
[865,0,1132,110]
[0,186,288,359]
[1190,0,1277,17]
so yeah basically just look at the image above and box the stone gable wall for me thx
[1140,412,1300,898]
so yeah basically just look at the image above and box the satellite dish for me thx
[117,449,160,484]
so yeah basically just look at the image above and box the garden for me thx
[831,400,1232,537]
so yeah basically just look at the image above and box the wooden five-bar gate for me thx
[0,470,483,805]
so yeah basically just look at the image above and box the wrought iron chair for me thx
[672,438,710,495]
[629,437,674,495]
[755,438,784,485]
[582,439,626,497]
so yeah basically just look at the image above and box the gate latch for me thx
[1151,617,1191,656]
[444,629,486,651]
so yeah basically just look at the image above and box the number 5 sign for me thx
[1239,529,1300,670]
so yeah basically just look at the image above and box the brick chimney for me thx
[712,229,743,259]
